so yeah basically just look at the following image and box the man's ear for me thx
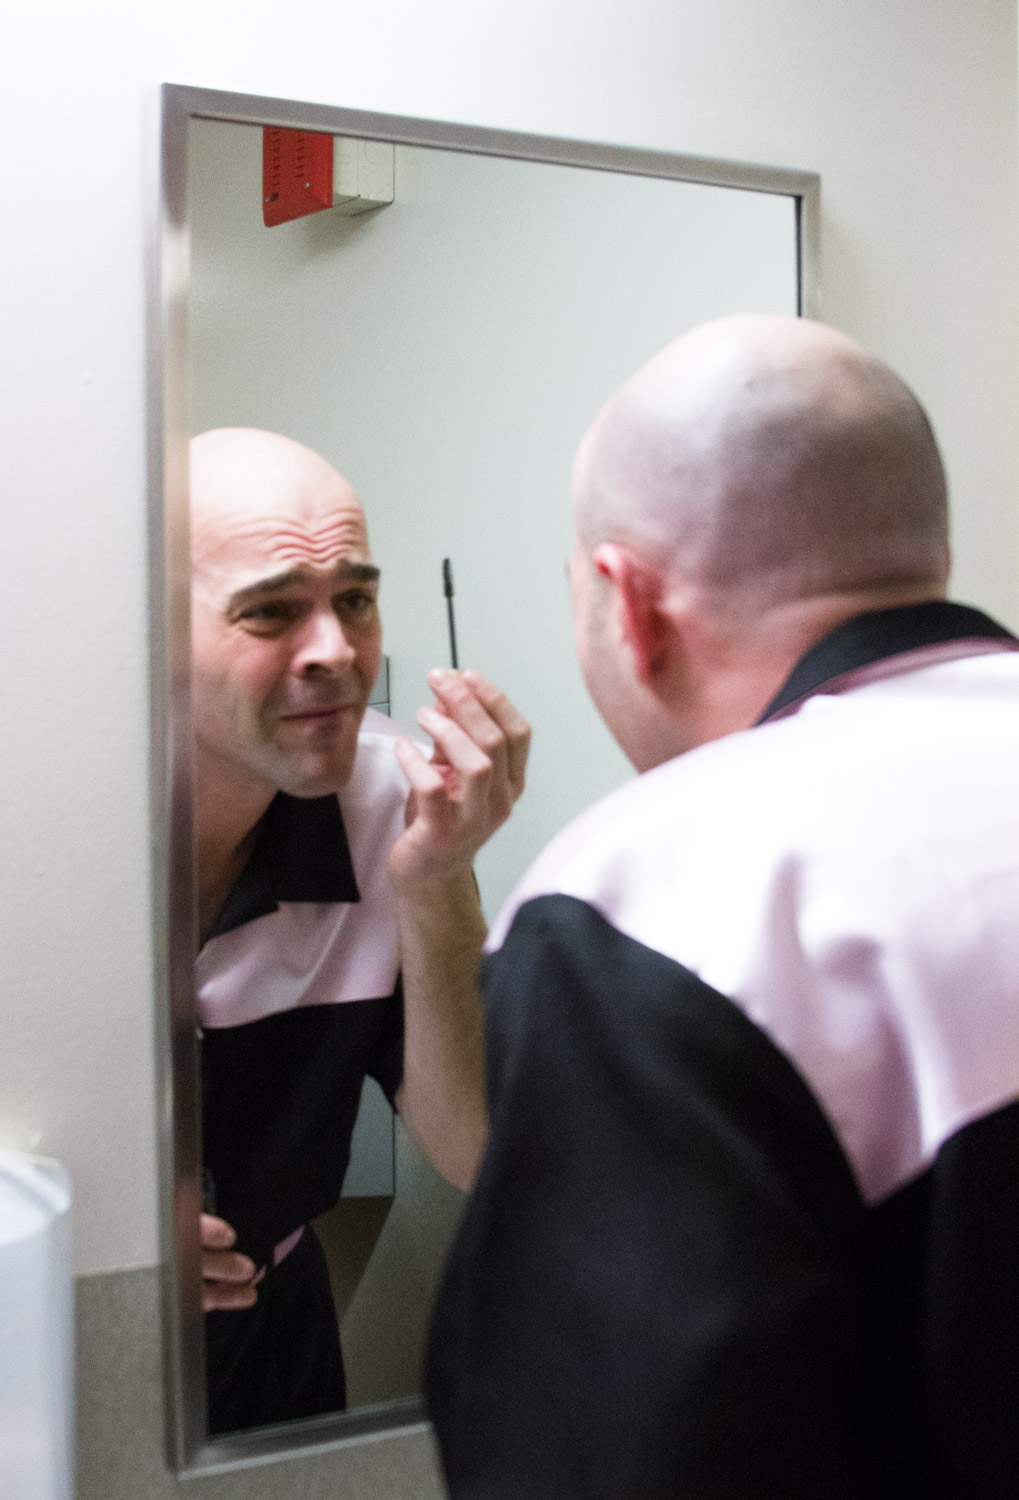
[591,543,671,685]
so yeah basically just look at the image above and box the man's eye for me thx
[238,603,297,627]
[336,590,377,618]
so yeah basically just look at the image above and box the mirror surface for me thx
[188,121,800,915]
[157,86,815,1470]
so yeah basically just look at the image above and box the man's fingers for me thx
[202,1279,259,1313]
[458,670,529,737]
[425,668,530,802]
[199,1212,255,1284]
[416,709,494,794]
[391,672,531,886]
[201,1213,238,1250]
[426,669,511,759]
[203,1247,257,1283]
[460,670,531,796]
[201,1233,258,1310]
[394,736,456,797]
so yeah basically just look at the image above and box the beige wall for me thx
[0,0,1015,1443]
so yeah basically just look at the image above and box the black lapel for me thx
[757,601,1016,724]
[207,792,360,940]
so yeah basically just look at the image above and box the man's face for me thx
[191,460,382,801]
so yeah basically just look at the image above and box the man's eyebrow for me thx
[226,562,381,611]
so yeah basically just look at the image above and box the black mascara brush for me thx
[442,557,459,670]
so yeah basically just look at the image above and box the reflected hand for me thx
[201,1213,258,1313]
[389,669,530,892]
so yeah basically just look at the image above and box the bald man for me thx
[425,318,1019,1499]
[190,429,528,1435]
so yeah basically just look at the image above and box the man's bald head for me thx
[573,315,950,617]
[190,428,371,574]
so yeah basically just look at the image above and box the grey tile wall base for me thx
[76,1266,448,1499]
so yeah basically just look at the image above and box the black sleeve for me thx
[425,895,877,1500]
[367,974,404,1108]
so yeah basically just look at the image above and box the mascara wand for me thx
[442,558,460,669]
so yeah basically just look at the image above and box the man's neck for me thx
[724,586,949,727]
[194,757,276,942]
[655,584,949,764]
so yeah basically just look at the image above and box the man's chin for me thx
[277,767,355,798]
[269,748,359,798]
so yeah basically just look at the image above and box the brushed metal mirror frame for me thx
[147,79,821,1475]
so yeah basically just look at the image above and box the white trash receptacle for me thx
[0,1151,73,1500]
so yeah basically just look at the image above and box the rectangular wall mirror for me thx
[150,82,819,1474]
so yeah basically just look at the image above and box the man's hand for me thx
[201,1213,258,1312]
[389,668,530,892]
[387,670,530,1191]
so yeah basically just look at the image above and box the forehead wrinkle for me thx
[271,525,367,564]
[195,508,371,572]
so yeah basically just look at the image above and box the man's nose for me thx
[292,609,357,674]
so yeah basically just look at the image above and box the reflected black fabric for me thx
[200,744,407,1436]
[426,898,1019,1499]
[205,1223,346,1436]
[202,991,403,1270]
[201,782,402,1270]
[208,790,360,940]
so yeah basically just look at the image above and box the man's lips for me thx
[279,704,357,723]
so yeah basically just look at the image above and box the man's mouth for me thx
[279,704,356,723]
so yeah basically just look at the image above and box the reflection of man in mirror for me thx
[426,317,1019,1496]
[190,428,529,1435]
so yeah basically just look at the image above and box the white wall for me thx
[0,0,1015,1279]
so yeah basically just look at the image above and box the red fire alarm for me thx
[262,128,335,227]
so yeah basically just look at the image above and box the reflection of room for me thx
[187,120,799,920]
[187,117,800,1414]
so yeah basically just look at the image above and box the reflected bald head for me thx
[190,428,370,571]
[574,315,950,616]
